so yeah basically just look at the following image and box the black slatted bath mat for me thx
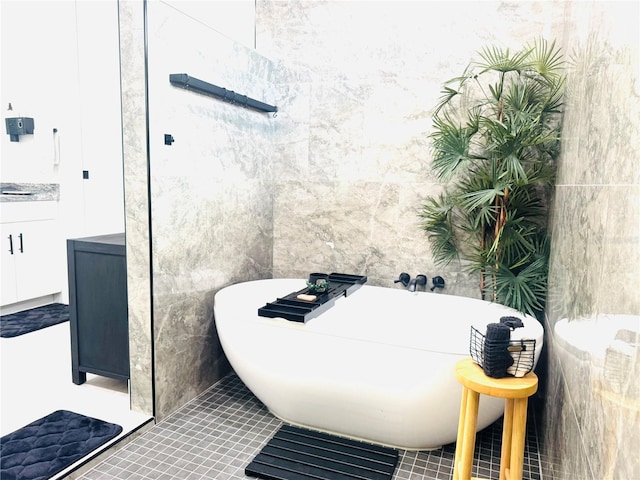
[0,410,122,480]
[0,303,69,338]
[245,424,399,480]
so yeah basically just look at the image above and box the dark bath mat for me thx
[0,303,69,338]
[245,424,399,480]
[0,410,122,480]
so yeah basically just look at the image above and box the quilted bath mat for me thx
[245,424,399,480]
[0,304,69,338]
[0,410,122,480]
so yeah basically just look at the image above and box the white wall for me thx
[1,1,82,184]
[74,0,125,237]
[1,0,125,303]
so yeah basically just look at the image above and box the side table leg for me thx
[500,398,514,480]
[509,397,529,480]
[459,388,480,480]
[453,387,469,480]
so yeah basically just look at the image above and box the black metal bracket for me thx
[169,73,278,115]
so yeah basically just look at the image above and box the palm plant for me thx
[419,39,565,318]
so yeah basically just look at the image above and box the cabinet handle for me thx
[18,233,24,253]
[8,234,13,255]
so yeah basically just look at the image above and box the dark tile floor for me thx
[80,372,546,479]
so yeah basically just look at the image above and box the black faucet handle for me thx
[394,272,411,287]
[431,276,446,291]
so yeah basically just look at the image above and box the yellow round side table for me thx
[453,358,538,480]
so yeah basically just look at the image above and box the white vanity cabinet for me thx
[1,202,62,306]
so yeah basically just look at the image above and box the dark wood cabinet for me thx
[67,233,129,385]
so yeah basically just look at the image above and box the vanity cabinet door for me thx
[14,220,61,301]
[1,219,61,306]
[1,223,19,304]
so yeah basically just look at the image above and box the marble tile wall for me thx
[256,1,564,295]
[543,2,640,479]
[119,1,281,420]
[118,0,154,417]
[143,2,278,420]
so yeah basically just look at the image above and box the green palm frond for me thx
[476,45,532,74]
[452,167,499,229]
[418,195,459,265]
[506,186,547,221]
[434,87,461,116]
[465,246,494,275]
[491,255,548,316]
[487,80,505,103]
[541,75,566,114]
[459,186,505,211]
[434,66,474,115]
[501,153,529,183]
[525,158,556,185]
[467,203,497,230]
[527,38,565,80]
[503,81,546,117]
[493,216,538,265]
[430,113,477,180]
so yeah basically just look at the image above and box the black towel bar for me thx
[169,73,278,115]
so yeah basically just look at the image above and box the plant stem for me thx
[479,225,486,299]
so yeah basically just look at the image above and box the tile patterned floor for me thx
[80,373,544,480]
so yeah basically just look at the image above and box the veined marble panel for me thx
[118,0,154,417]
[272,178,479,298]
[145,1,276,419]
[559,37,640,186]
[544,2,640,479]
[257,1,564,83]
[259,1,565,296]
[273,180,406,283]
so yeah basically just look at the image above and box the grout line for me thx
[532,404,545,480]
[556,183,638,187]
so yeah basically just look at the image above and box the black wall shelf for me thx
[169,73,278,115]
[258,273,367,323]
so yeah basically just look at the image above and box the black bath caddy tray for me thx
[258,273,367,323]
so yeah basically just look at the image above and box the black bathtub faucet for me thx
[408,274,427,292]
[395,273,429,291]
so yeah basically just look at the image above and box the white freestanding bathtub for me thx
[214,278,543,450]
